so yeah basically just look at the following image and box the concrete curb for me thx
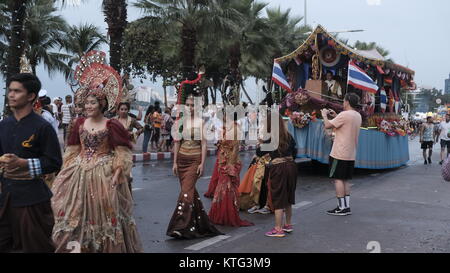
[133,145,256,163]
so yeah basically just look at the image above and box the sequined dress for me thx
[51,118,142,253]
[166,124,222,239]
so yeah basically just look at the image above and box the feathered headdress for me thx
[73,50,123,112]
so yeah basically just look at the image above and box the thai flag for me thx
[347,61,379,94]
[380,88,387,113]
[272,62,292,93]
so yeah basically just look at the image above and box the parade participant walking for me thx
[204,158,220,198]
[208,120,253,227]
[420,116,436,165]
[438,114,450,165]
[204,111,223,198]
[167,94,222,239]
[0,73,62,253]
[238,148,271,213]
[115,102,144,144]
[51,60,142,253]
[263,113,297,237]
[114,102,144,194]
[321,93,362,216]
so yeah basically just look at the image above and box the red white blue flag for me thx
[272,62,292,93]
[347,60,379,94]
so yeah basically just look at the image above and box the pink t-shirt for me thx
[329,110,362,161]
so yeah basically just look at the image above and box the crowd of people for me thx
[142,102,175,153]
[0,72,391,251]
[417,114,450,165]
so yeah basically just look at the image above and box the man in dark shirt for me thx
[0,73,62,253]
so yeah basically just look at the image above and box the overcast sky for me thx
[1,0,449,112]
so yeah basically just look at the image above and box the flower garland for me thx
[290,111,312,128]
[375,116,411,137]
[176,73,203,105]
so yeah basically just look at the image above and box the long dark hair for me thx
[264,112,290,154]
[145,105,155,117]
[118,102,131,112]
[277,113,290,154]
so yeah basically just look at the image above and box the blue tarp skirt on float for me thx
[288,120,409,169]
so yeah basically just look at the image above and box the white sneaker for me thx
[247,206,260,214]
[257,206,272,214]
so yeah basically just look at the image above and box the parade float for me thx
[273,25,416,169]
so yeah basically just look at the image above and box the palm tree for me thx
[353,40,391,60]
[25,0,71,77]
[2,0,28,117]
[62,23,107,69]
[135,0,242,78]
[263,6,310,89]
[102,0,127,73]
[0,2,9,76]
[5,0,28,80]
[222,0,278,104]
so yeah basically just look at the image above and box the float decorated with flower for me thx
[272,25,415,169]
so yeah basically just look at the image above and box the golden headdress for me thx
[20,54,32,73]
[74,50,123,112]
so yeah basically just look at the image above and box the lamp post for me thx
[304,0,307,26]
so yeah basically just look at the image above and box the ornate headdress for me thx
[176,66,206,105]
[73,50,123,112]
[20,54,32,73]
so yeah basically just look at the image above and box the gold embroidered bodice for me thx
[79,127,111,161]
[179,125,202,156]
[218,140,240,165]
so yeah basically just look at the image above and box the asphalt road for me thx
[131,138,450,253]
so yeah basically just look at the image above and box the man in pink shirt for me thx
[321,93,362,216]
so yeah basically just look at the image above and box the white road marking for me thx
[132,188,143,191]
[185,235,231,251]
[201,176,212,179]
[292,201,312,209]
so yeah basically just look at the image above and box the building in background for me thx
[445,73,450,94]
[134,86,162,104]
[409,88,429,113]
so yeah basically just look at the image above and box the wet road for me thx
[131,138,450,253]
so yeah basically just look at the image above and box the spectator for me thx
[39,96,59,134]
[159,109,174,152]
[322,93,362,216]
[142,105,155,153]
[61,95,74,142]
[152,108,162,151]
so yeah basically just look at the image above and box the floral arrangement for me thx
[281,89,309,112]
[294,91,310,106]
[290,111,312,128]
[375,116,411,137]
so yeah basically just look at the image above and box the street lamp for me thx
[304,0,307,26]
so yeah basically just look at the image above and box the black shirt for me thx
[0,111,62,207]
